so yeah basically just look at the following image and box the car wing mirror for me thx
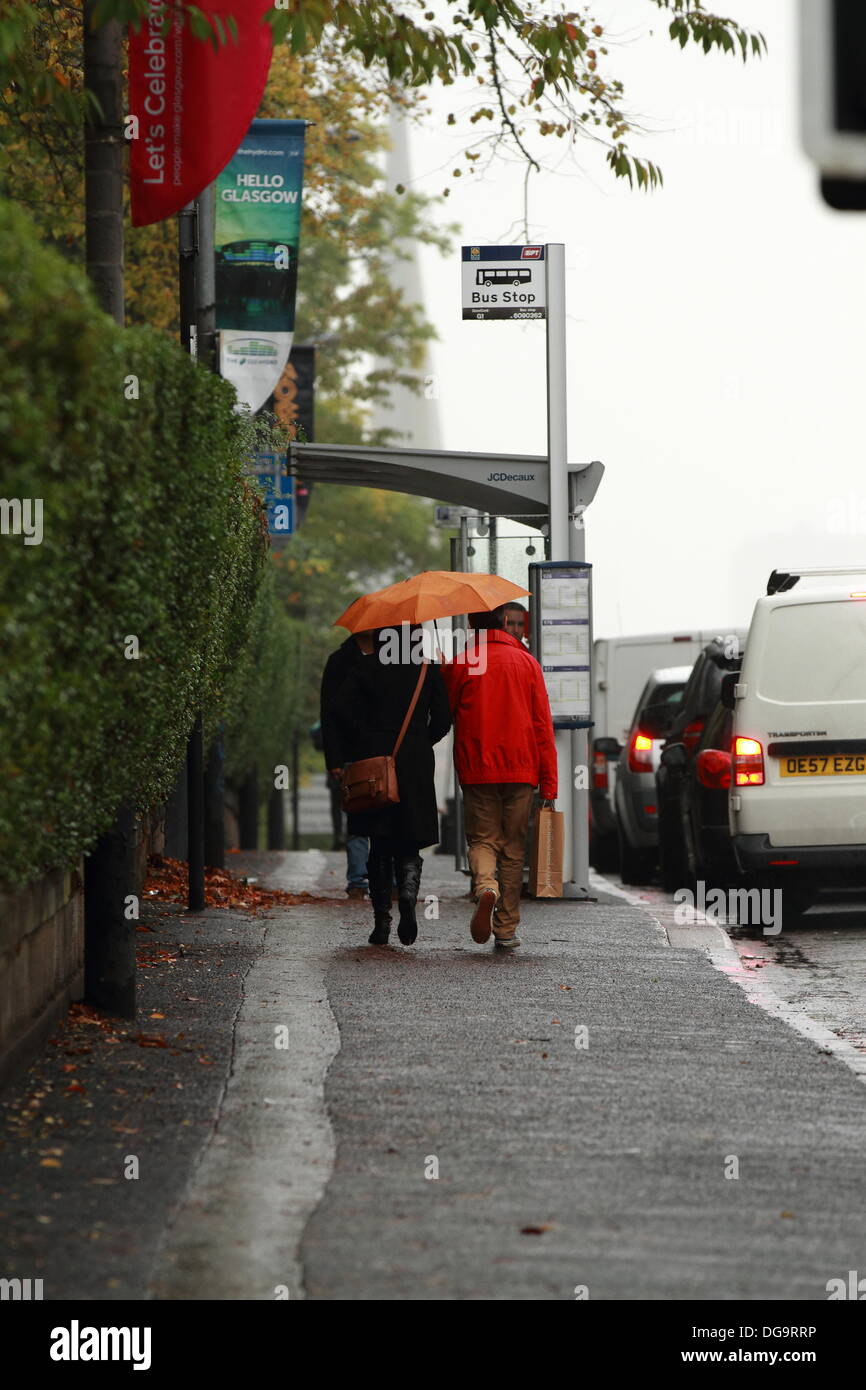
[594,736,621,757]
[660,742,688,768]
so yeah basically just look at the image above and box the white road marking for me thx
[151,889,342,1300]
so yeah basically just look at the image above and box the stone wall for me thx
[0,865,84,1090]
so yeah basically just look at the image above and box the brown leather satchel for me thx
[341,662,429,815]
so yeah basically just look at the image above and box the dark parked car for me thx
[614,666,692,884]
[672,700,742,891]
[656,636,744,890]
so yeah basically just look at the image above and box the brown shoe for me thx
[470,889,497,944]
[346,885,366,900]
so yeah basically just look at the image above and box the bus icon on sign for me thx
[475,267,532,287]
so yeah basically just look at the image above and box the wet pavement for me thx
[2,851,866,1301]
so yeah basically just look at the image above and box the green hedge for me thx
[0,199,268,890]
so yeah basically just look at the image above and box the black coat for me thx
[333,651,452,847]
[320,636,369,771]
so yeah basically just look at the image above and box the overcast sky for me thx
[398,0,866,638]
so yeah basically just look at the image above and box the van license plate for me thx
[779,754,866,777]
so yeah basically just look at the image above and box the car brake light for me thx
[592,749,608,790]
[628,731,654,774]
[733,736,764,786]
[682,718,705,754]
[695,748,732,789]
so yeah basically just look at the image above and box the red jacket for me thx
[441,630,558,798]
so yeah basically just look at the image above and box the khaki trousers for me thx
[462,783,534,936]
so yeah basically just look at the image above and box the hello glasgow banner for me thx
[215,119,307,413]
[128,1,273,228]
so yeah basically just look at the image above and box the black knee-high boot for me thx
[395,853,423,945]
[367,841,393,945]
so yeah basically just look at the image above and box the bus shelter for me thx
[289,441,604,895]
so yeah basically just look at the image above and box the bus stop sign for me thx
[462,245,547,321]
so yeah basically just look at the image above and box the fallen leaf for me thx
[520,1224,553,1236]
[149,1012,165,1020]
[39,1158,61,1168]
[65,1082,86,1095]
[134,1034,167,1049]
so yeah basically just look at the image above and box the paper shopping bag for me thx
[528,807,564,898]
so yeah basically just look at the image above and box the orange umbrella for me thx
[334,570,529,632]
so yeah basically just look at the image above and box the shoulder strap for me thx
[392,661,428,758]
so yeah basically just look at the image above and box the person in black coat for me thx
[332,627,452,946]
[320,631,375,890]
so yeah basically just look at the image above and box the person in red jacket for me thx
[441,605,557,949]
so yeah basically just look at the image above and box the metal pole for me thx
[545,243,576,888]
[178,201,197,354]
[195,184,225,869]
[82,4,136,1017]
[545,245,569,558]
[291,733,301,851]
[179,201,206,911]
[569,474,590,896]
[196,183,216,371]
[83,1,124,326]
[453,518,471,875]
[187,712,206,911]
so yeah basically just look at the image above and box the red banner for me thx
[129,1,274,227]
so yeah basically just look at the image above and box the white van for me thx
[729,568,866,907]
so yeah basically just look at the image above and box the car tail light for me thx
[695,748,732,789]
[592,749,608,790]
[733,736,764,786]
[628,731,654,774]
[682,718,705,754]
